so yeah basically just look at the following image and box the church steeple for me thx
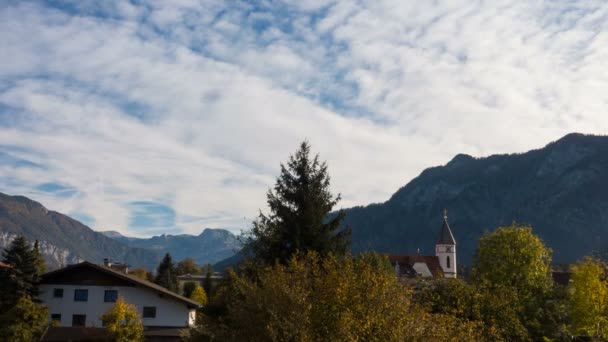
[436,209,457,278]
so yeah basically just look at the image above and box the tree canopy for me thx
[568,257,608,338]
[242,141,350,265]
[101,297,144,342]
[1,236,42,308]
[176,258,203,276]
[155,253,177,292]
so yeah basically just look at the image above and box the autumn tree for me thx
[101,297,144,342]
[242,141,350,265]
[190,285,208,306]
[155,253,177,292]
[0,296,48,341]
[471,224,554,339]
[191,252,481,341]
[568,257,608,338]
[176,258,203,275]
[130,267,149,281]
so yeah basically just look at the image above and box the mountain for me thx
[101,228,239,266]
[0,193,161,270]
[342,133,608,265]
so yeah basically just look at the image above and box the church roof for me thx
[436,215,456,245]
[387,254,443,278]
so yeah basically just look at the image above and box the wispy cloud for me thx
[1,1,607,236]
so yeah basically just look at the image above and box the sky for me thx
[1,0,608,237]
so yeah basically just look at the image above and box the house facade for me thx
[40,261,200,329]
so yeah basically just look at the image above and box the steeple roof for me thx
[436,210,456,245]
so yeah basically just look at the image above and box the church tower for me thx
[435,209,456,278]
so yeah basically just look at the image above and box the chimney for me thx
[103,258,112,267]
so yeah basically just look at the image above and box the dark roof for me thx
[41,327,110,341]
[387,254,444,278]
[41,327,187,341]
[436,218,456,245]
[552,271,572,286]
[41,261,201,308]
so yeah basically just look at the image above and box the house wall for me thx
[40,284,195,328]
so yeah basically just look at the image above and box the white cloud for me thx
[1,1,607,237]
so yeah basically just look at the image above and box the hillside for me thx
[101,228,239,266]
[342,133,608,265]
[0,193,161,270]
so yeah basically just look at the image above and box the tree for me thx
[176,258,203,276]
[183,281,197,298]
[101,297,144,342]
[203,264,213,298]
[568,257,608,338]
[191,252,481,341]
[242,141,350,265]
[130,267,149,281]
[155,253,177,292]
[2,236,41,302]
[471,224,553,339]
[0,296,48,341]
[190,285,208,306]
[33,240,46,275]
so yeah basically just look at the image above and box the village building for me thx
[389,210,457,279]
[39,261,200,341]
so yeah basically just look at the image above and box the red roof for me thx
[0,261,12,269]
[387,254,443,278]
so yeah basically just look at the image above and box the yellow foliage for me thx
[209,252,482,341]
[190,285,208,305]
[100,296,144,342]
[569,257,608,338]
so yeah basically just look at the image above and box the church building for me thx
[388,210,457,279]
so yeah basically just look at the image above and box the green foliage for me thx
[1,236,42,308]
[242,141,351,265]
[176,258,203,276]
[183,281,197,298]
[568,257,608,338]
[0,296,48,341]
[155,253,177,292]
[101,297,144,342]
[471,224,555,340]
[190,285,208,306]
[33,240,46,275]
[190,252,482,341]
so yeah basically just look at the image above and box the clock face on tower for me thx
[446,246,452,252]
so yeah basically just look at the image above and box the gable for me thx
[40,264,133,286]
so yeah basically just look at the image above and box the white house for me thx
[40,261,200,329]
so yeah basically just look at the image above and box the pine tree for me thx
[203,263,213,298]
[1,236,40,301]
[242,141,350,264]
[155,253,177,292]
[33,240,46,275]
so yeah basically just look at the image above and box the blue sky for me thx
[1,0,608,237]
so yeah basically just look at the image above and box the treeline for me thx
[184,142,608,341]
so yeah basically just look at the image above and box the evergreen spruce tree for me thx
[1,236,40,301]
[242,141,350,265]
[203,264,213,298]
[33,240,46,275]
[154,253,177,292]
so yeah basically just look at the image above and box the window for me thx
[53,288,63,298]
[51,314,61,322]
[72,314,86,327]
[446,256,451,269]
[143,306,156,318]
[74,289,88,302]
[104,290,118,302]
